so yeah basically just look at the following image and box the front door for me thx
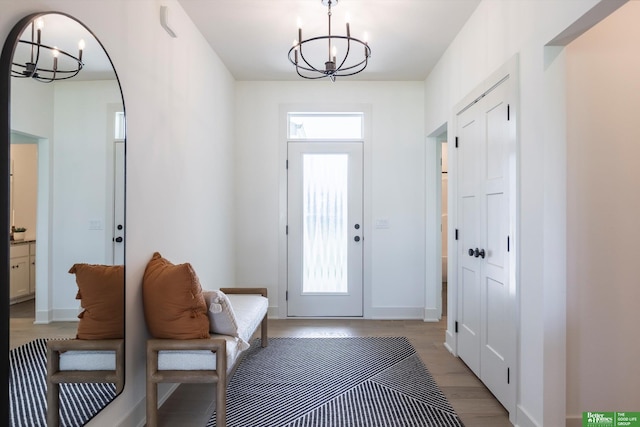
[287,142,363,317]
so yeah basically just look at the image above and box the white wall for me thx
[234,81,426,319]
[10,77,54,138]
[566,1,640,422]
[423,1,615,426]
[2,1,237,425]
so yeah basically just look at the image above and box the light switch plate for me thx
[88,219,103,230]
[375,219,390,229]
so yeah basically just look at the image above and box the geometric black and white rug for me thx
[206,337,465,427]
[9,338,116,427]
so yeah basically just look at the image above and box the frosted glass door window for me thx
[303,154,348,293]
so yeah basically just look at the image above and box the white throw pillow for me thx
[203,290,250,351]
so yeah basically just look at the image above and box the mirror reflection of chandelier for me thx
[11,17,84,83]
[288,0,371,82]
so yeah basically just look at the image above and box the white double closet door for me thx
[455,78,516,415]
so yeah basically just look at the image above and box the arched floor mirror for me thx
[1,12,126,426]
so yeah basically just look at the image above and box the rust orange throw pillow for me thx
[70,263,124,340]
[142,252,210,339]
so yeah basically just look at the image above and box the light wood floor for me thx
[10,300,512,427]
[9,299,77,350]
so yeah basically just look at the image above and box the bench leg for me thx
[261,315,268,348]
[216,382,226,427]
[47,381,59,427]
[146,381,158,427]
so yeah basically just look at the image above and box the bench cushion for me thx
[157,334,239,372]
[157,293,267,372]
[60,350,116,371]
[227,294,268,344]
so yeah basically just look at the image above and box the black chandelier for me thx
[288,0,371,82]
[11,17,85,83]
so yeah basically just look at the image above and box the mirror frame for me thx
[1,11,127,424]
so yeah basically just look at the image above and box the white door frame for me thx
[425,124,447,323]
[278,104,372,319]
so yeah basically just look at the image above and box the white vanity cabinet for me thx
[10,241,35,303]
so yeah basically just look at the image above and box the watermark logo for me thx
[583,412,640,427]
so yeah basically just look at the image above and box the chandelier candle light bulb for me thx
[12,16,85,82]
[78,39,85,61]
[52,47,59,78]
[288,0,371,81]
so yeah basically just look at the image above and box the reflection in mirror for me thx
[2,12,125,426]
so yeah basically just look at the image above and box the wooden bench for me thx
[46,338,125,427]
[146,287,268,427]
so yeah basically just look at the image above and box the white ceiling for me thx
[177,0,481,81]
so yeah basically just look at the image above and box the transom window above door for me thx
[288,113,364,140]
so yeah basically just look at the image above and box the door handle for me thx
[114,236,123,243]
[468,248,474,257]
[474,248,485,259]
[354,236,361,242]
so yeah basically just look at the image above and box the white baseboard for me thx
[267,306,279,319]
[35,309,81,324]
[34,310,52,324]
[444,329,456,354]
[53,308,81,322]
[423,307,440,322]
[370,306,424,319]
[516,404,541,427]
[272,305,437,320]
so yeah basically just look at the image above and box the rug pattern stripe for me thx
[9,338,117,427]
[206,337,464,427]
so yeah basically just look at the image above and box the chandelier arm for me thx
[296,67,331,80]
[297,45,324,73]
[334,57,367,73]
[288,46,329,78]
[334,57,369,77]
[18,40,83,64]
[33,43,42,73]
[13,40,83,80]
[292,35,369,73]
[288,43,321,73]
[295,36,333,73]
[335,35,351,72]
